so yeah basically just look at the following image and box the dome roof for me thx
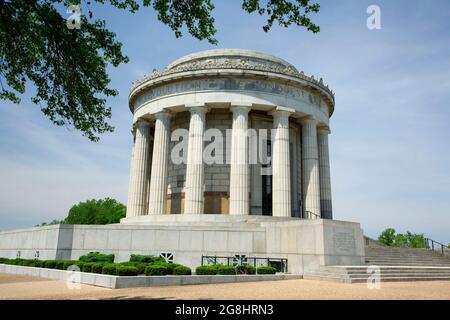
[166,48,298,72]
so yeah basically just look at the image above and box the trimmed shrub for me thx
[129,254,165,264]
[236,264,256,275]
[55,260,66,270]
[79,252,114,263]
[145,265,169,276]
[82,262,95,273]
[102,264,117,275]
[0,257,9,264]
[91,263,104,274]
[173,265,192,275]
[20,259,35,267]
[120,262,146,275]
[33,260,45,268]
[117,265,138,276]
[62,261,80,271]
[256,266,277,274]
[44,260,58,269]
[195,265,218,275]
[217,265,236,275]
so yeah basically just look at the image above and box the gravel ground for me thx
[0,273,449,300]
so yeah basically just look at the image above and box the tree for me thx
[64,198,126,224]
[0,0,320,141]
[378,228,396,246]
[378,228,426,248]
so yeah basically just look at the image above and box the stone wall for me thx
[0,218,365,274]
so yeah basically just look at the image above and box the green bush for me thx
[44,260,58,269]
[145,265,169,276]
[0,257,9,264]
[91,263,104,274]
[55,260,67,270]
[102,264,117,275]
[62,261,80,270]
[79,252,114,263]
[217,265,236,275]
[236,264,256,275]
[195,265,218,275]
[82,262,96,273]
[129,254,165,264]
[120,262,146,275]
[33,260,45,268]
[256,266,277,274]
[20,259,35,267]
[173,265,192,275]
[117,265,138,276]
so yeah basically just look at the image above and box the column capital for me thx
[317,126,331,135]
[268,107,294,118]
[186,104,209,114]
[230,104,251,114]
[135,118,152,127]
[153,111,172,120]
[298,116,318,126]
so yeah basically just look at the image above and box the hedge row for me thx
[0,258,192,277]
[195,264,277,275]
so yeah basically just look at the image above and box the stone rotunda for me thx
[0,50,365,273]
[125,49,335,220]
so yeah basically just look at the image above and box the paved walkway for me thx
[1,273,449,300]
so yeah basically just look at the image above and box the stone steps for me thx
[304,266,450,283]
[303,245,450,283]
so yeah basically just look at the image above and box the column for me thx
[184,105,208,214]
[126,120,152,217]
[229,105,251,215]
[148,111,171,215]
[270,110,292,217]
[318,127,333,219]
[301,117,321,219]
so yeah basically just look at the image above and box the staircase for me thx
[304,238,450,283]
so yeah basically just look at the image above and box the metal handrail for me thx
[304,210,320,219]
[424,238,446,255]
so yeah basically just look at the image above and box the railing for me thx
[304,211,321,219]
[201,255,288,273]
[424,238,446,255]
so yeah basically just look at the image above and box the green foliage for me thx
[90,263,105,274]
[35,219,64,227]
[195,265,219,275]
[378,228,426,248]
[120,262,146,275]
[55,260,67,270]
[173,265,192,275]
[79,252,115,263]
[44,260,58,269]
[145,264,169,276]
[82,262,96,273]
[256,266,277,274]
[0,1,320,141]
[63,260,79,270]
[102,263,118,275]
[64,198,126,225]
[378,228,396,246]
[117,265,138,276]
[242,0,320,33]
[129,254,165,264]
[216,265,236,275]
[0,257,9,264]
[236,264,256,275]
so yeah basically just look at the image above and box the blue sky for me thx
[0,0,449,244]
